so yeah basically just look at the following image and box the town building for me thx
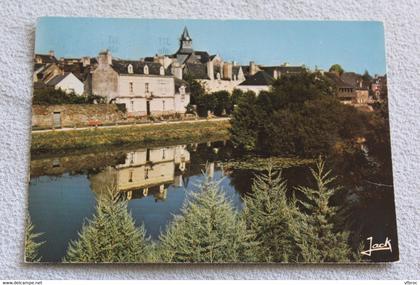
[91,50,190,117]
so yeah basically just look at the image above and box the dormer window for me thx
[179,85,186,95]
[127,64,133,74]
[159,66,165,76]
[144,65,149,75]
[216,72,221,80]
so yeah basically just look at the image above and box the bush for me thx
[33,87,105,105]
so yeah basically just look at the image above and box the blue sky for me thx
[35,17,386,75]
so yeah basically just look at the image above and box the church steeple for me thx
[178,26,193,53]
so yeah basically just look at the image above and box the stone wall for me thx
[32,104,126,129]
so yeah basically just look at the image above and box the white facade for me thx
[114,74,189,116]
[236,85,270,95]
[54,73,84,95]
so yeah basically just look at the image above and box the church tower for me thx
[178,27,193,53]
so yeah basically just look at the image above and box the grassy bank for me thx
[31,120,231,154]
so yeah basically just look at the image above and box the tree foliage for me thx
[64,186,150,263]
[230,72,368,156]
[158,174,257,263]
[329,64,344,75]
[24,216,44,262]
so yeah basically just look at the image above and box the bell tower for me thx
[179,26,193,53]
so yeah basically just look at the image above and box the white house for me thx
[92,50,190,117]
[46,72,85,95]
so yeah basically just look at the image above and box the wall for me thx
[236,85,271,95]
[198,78,244,93]
[32,104,126,129]
[0,0,419,279]
[92,64,119,101]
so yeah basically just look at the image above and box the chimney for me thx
[98,49,112,66]
[82,56,91,67]
[223,62,233,80]
[207,60,214,80]
[48,50,55,57]
[250,61,257,76]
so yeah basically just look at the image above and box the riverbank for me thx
[31,119,231,154]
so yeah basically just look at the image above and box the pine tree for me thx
[242,164,301,262]
[64,186,150,263]
[24,216,44,262]
[158,174,257,263]
[294,159,351,262]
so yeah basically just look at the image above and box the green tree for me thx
[294,159,351,262]
[64,186,150,263]
[24,216,44,262]
[329,64,344,76]
[230,91,260,151]
[242,164,301,262]
[212,90,232,116]
[231,88,244,107]
[158,174,257,263]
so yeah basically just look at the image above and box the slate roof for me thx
[111,60,167,75]
[175,78,190,93]
[34,54,58,64]
[184,62,209,79]
[340,72,362,87]
[239,71,274,86]
[324,72,354,88]
[46,72,72,86]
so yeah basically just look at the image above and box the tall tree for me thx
[242,164,301,262]
[294,159,351,262]
[24,216,44,262]
[64,186,150,263]
[158,174,257,263]
[329,64,344,76]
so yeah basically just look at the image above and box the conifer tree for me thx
[158,174,257,263]
[294,159,351,262]
[242,164,301,262]
[24,216,44,262]
[64,186,150,263]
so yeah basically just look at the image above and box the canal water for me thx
[28,140,398,262]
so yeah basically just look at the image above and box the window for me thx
[144,65,149,75]
[129,82,133,93]
[162,100,165,111]
[162,148,166,159]
[127,64,133,74]
[144,168,149,179]
[129,152,134,164]
[130,100,134,112]
[145,83,149,93]
[129,170,133,182]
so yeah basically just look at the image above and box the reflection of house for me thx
[92,50,190,116]
[90,145,190,201]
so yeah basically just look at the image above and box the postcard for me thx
[27,17,398,263]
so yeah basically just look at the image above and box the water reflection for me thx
[28,139,398,262]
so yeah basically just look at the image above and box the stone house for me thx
[92,50,190,117]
